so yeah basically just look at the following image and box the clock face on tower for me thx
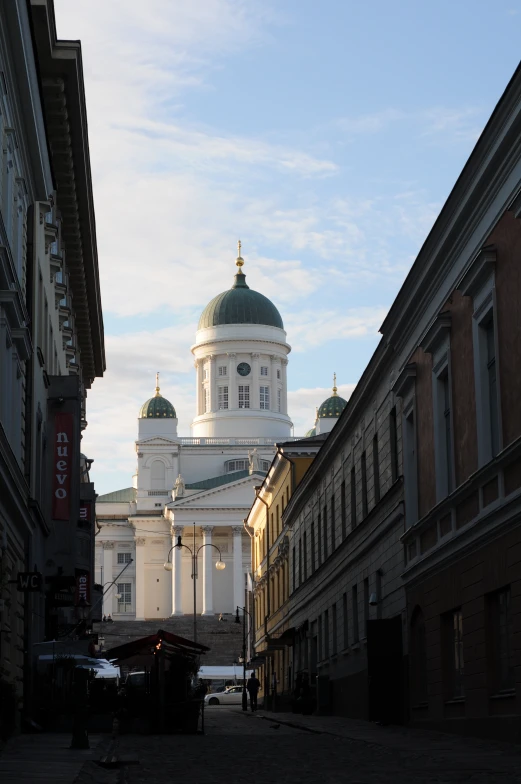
[237,362,251,377]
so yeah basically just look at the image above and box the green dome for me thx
[318,389,347,419]
[198,269,283,330]
[304,426,317,437]
[139,392,176,419]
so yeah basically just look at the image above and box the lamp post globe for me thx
[215,560,226,571]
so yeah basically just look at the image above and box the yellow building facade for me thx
[245,436,325,708]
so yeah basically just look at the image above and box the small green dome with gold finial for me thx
[317,374,347,419]
[198,242,284,330]
[139,374,177,419]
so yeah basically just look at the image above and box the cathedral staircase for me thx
[94,614,244,666]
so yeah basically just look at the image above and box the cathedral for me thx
[95,247,347,620]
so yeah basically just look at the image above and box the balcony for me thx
[402,436,521,577]
[50,251,63,278]
[54,280,67,306]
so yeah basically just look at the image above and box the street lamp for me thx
[235,605,252,711]
[164,523,226,644]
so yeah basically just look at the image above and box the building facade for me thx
[273,61,521,742]
[280,352,406,721]
[0,0,104,731]
[246,435,327,707]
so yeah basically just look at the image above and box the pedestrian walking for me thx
[246,672,261,712]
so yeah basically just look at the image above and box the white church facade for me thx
[95,248,347,620]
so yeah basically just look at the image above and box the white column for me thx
[270,355,278,413]
[134,537,146,620]
[251,353,260,409]
[195,359,203,416]
[201,526,214,615]
[102,541,114,616]
[208,355,216,412]
[171,526,184,615]
[232,526,244,612]
[281,358,288,415]
[228,352,237,409]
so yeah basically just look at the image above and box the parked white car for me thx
[204,685,245,705]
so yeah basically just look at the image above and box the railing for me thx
[148,490,168,496]
[178,436,303,446]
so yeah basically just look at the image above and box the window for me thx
[340,481,347,540]
[361,452,368,518]
[323,503,328,559]
[151,460,166,490]
[238,386,250,409]
[260,366,268,376]
[218,386,229,410]
[332,603,337,656]
[373,434,380,504]
[260,386,270,410]
[218,365,227,376]
[485,317,500,458]
[324,610,330,658]
[403,406,419,527]
[352,585,359,643]
[292,547,296,593]
[303,532,307,580]
[342,592,348,649]
[205,387,210,413]
[363,578,369,636]
[489,587,515,693]
[117,583,132,612]
[261,460,271,471]
[226,459,248,473]
[117,552,132,564]
[298,538,302,586]
[350,466,357,529]
[462,253,500,467]
[277,389,281,412]
[318,615,323,661]
[310,521,315,573]
[390,406,398,482]
[277,369,281,380]
[439,370,453,495]
[317,512,322,565]
[204,368,208,380]
[447,609,464,699]
[330,494,335,550]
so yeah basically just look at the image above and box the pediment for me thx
[167,472,264,509]
[136,436,179,447]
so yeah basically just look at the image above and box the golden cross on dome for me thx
[332,372,338,396]
[155,372,160,397]
[236,239,244,272]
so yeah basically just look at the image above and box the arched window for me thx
[410,606,428,706]
[151,460,166,490]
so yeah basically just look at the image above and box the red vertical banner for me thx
[52,412,73,520]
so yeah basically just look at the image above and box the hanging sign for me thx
[52,412,73,520]
[75,569,90,604]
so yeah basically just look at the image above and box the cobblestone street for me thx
[71,708,521,784]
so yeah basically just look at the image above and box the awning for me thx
[267,627,296,649]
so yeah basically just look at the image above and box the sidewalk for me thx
[244,709,521,772]
[0,733,107,784]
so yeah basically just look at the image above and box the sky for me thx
[54,0,521,495]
